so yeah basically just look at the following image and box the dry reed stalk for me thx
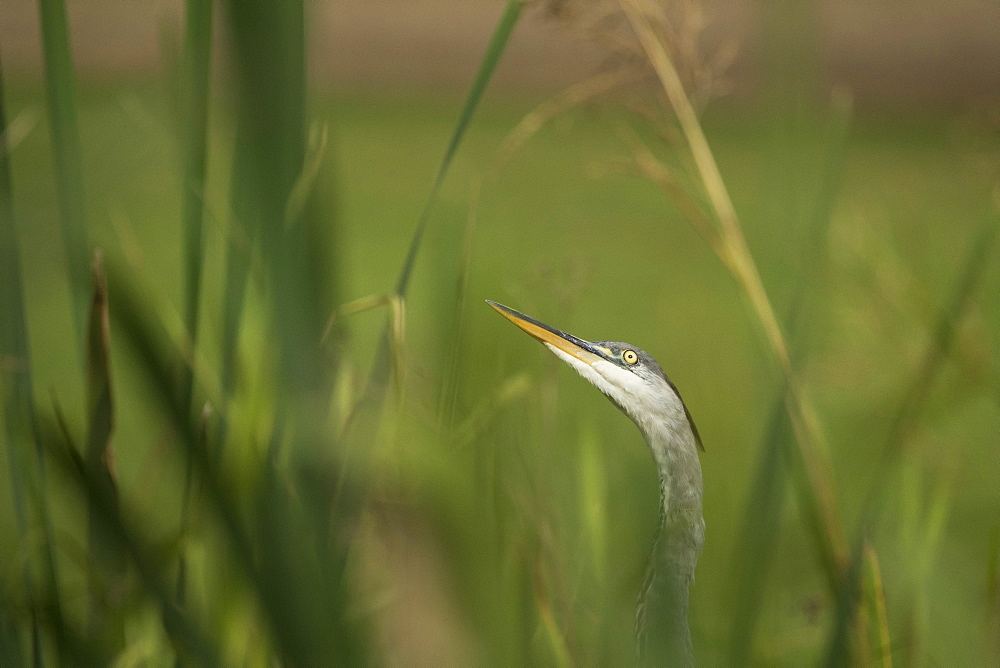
[493,69,637,169]
[618,0,848,578]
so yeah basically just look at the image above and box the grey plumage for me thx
[488,302,705,665]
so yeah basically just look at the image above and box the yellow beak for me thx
[487,301,608,366]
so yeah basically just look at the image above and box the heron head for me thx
[487,300,702,450]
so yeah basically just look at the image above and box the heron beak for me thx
[487,301,610,366]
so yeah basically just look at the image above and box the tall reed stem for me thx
[619,0,847,579]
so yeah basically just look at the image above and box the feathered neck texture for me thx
[634,410,704,666]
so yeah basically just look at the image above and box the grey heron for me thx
[487,300,704,666]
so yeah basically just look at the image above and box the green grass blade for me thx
[726,406,787,661]
[215,122,257,465]
[0,53,71,666]
[83,253,126,649]
[179,0,213,412]
[109,272,363,664]
[727,96,853,661]
[825,206,998,665]
[392,0,523,299]
[437,181,481,434]
[176,0,214,629]
[224,0,336,419]
[253,458,366,666]
[0,51,40,666]
[329,11,525,634]
[364,0,524,399]
[870,214,998,497]
[0,55,33,519]
[37,0,89,349]
[824,535,866,667]
[107,276,253,555]
[863,546,892,668]
[37,411,219,664]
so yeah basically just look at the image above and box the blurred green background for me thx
[1,0,999,665]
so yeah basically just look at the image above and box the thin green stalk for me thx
[727,95,853,661]
[224,0,336,434]
[334,0,524,545]
[826,212,999,663]
[322,15,527,639]
[393,0,523,299]
[179,0,212,411]
[0,58,31,536]
[326,10,528,560]
[437,178,481,435]
[37,0,89,349]
[726,405,787,661]
[176,0,213,625]
[109,274,364,665]
[367,0,524,393]
[0,51,42,666]
[865,545,892,668]
[0,53,67,667]
[824,534,867,668]
[216,121,256,460]
[874,215,998,489]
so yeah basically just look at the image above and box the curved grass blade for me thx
[335,4,526,598]
[333,10,528,557]
[825,208,998,665]
[109,272,364,665]
[367,0,524,394]
[392,0,523,299]
[38,410,219,665]
[322,294,407,397]
[867,214,998,507]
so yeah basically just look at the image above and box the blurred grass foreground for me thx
[2,0,1000,665]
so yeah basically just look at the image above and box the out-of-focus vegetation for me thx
[1,0,999,665]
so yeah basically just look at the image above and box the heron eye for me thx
[623,350,638,365]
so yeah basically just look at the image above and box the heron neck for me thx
[636,420,704,666]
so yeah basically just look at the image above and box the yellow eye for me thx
[623,350,638,365]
